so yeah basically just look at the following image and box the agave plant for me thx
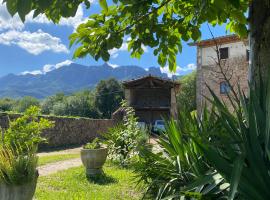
[192,75,270,200]
[135,109,229,199]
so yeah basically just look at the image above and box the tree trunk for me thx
[249,0,270,90]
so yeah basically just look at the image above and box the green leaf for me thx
[17,0,32,21]
[228,155,244,200]
[6,0,18,16]
[99,0,108,13]
[227,0,240,8]
[84,0,91,9]
[191,28,201,41]
[33,9,41,18]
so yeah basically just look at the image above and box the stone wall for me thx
[0,113,116,148]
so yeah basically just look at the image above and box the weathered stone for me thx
[0,113,116,148]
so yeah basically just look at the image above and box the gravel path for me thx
[38,147,82,157]
[37,136,159,177]
[38,158,82,176]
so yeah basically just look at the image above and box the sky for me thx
[0,0,230,78]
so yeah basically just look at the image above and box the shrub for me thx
[3,106,54,153]
[134,109,228,199]
[0,106,53,186]
[192,81,270,199]
[104,100,148,167]
[0,98,16,112]
[83,138,102,149]
[13,96,40,113]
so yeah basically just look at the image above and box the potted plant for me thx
[0,106,54,200]
[81,138,108,176]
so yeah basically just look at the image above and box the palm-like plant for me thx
[135,109,228,199]
[194,77,270,199]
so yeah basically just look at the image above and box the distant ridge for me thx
[0,63,171,98]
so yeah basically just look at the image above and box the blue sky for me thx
[0,1,230,78]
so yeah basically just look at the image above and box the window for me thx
[220,81,230,94]
[219,47,229,59]
[246,49,250,61]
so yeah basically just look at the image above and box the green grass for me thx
[38,154,80,166]
[35,163,144,200]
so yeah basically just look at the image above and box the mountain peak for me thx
[0,64,174,99]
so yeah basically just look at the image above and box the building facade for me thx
[122,75,180,124]
[190,35,249,114]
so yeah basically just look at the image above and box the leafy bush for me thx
[13,96,40,113]
[177,71,196,112]
[104,101,148,167]
[0,98,16,112]
[3,106,54,153]
[0,106,53,185]
[94,78,124,118]
[83,138,102,149]
[42,91,100,119]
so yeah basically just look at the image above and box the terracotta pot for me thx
[80,148,108,175]
[0,175,38,200]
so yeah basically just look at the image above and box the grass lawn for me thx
[38,154,80,166]
[35,163,144,200]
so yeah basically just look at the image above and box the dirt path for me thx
[38,158,82,176]
[37,137,159,177]
[38,147,82,157]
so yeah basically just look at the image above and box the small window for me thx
[220,81,230,94]
[219,47,229,59]
[246,49,250,61]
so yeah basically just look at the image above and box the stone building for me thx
[190,35,249,114]
[122,75,180,124]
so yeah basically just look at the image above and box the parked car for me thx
[137,122,147,130]
[153,120,165,133]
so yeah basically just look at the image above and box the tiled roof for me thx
[189,35,247,47]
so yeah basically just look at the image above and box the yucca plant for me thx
[184,68,270,200]
[135,109,229,199]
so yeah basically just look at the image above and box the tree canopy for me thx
[94,78,124,118]
[3,0,249,71]
[177,71,196,112]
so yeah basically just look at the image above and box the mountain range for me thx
[0,63,173,99]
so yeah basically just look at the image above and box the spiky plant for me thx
[0,144,38,185]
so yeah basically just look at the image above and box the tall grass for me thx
[0,145,38,185]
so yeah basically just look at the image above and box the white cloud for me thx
[21,70,42,75]
[55,60,73,69]
[160,63,197,77]
[0,1,89,31]
[0,2,24,31]
[0,29,69,55]
[185,63,197,71]
[21,60,73,75]
[109,41,148,59]
[107,62,119,68]
[26,4,86,30]
[42,60,73,73]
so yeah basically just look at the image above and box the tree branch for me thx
[116,0,174,34]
